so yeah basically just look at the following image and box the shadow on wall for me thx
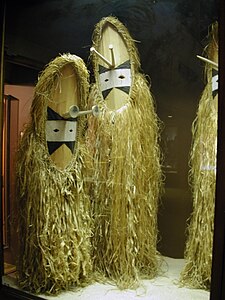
[158,188,192,258]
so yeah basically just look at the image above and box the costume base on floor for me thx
[88,16,163,289]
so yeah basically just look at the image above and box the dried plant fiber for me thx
[16,54,92,295]
[87,16,163,289]
[180,22,218,290]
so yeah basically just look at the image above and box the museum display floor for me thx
[3,256,209,300]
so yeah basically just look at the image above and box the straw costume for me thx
[180,22,218,290]
[16,54,92,294]
[87,16,163,289]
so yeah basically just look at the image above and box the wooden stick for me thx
[197,55,218,70]
[109,44,115,68]
[64,105,100,119]
[90,47,114,69]
[78,105,100,117]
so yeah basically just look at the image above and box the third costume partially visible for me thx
[180,22,218,290]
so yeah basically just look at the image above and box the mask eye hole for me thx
[118,74,125,79]
[54,128,59,132]
[69,129,73,132]
[105,78,109,82]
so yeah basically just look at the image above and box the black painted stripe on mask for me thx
[47,141,75,155]
[47,106,77,121]
[212,69,218,99]
[102,86,130,99]
[102,88,112,99]
[116,60,131,70]
[117,86,130,94]
[99,60,131,74]
[47,106,63,120]
[212,69,218,77]
[99,65,109,74]
[212,90,218,99]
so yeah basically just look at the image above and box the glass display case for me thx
[0,0,224,299]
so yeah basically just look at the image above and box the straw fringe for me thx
[180,22,218,290]
[87,16,163,288]
[88,75,163,288]
[16,54,93,295]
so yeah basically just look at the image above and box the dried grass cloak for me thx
[180,22,218,290]
[16,54,92,294]
[87,16,163,288]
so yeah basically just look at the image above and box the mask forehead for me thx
[46,63,80,169]
[95,22,132,111]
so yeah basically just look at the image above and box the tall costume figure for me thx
[87,16,163,288]
[17,54,92,294]
[180,22,218,290]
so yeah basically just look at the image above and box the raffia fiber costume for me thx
[180,22,218,290]
[17,54,92,294]
[87,16,163,289]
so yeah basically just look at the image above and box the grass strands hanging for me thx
[180,22,218,290]
[16,54,93,295]
[87,16,163,289]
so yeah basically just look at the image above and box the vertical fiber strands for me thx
[180,22,218,290]
[88,16,163,288]
[16,54,92,295]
